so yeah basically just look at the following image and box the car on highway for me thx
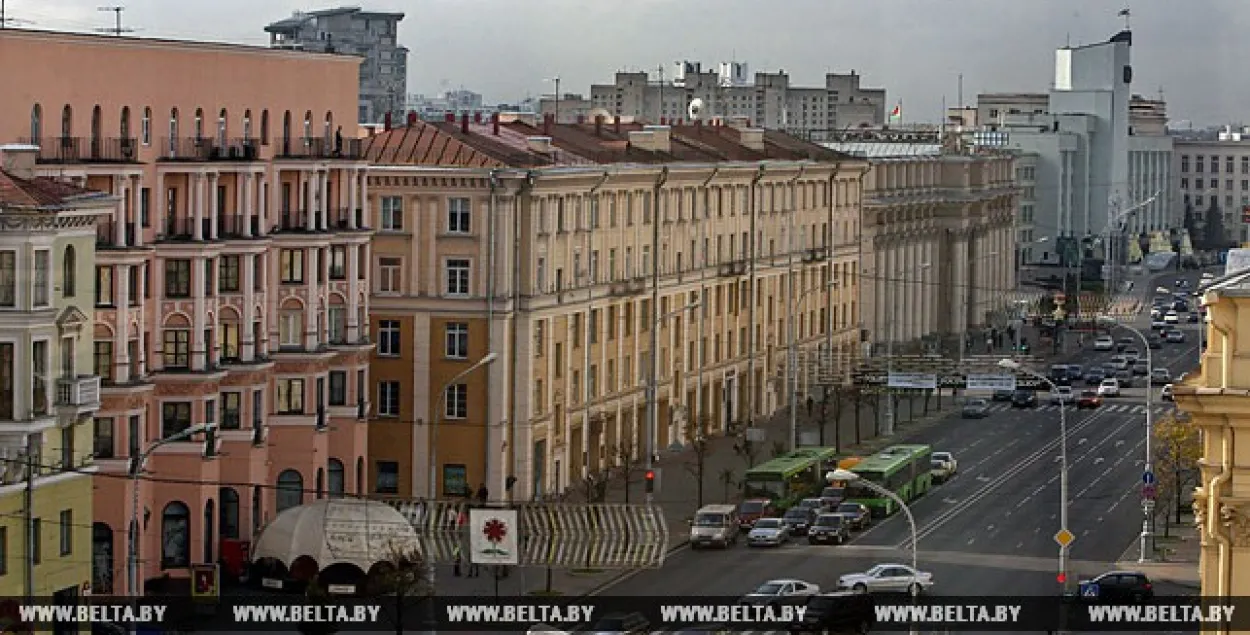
[837,564,934,596]
[835,502,872,530]
[1154,285,1170,295]
[1115,337,1134,352]
[1172,299,1190,313]
[1132,360,1149,376]
[1123,348,1141,363]
[783,507,816,536]
[689,504,740,549]
[1151,317,1168,330]
[1077,390,1103,409]
[992,388,1014,402]
[1164,311,1180,325]
[1076,571,1155,603]
[1049,364,1070,381]
[790,592,875,635]
[1165,329,1185,343]
[930,458,953,483]
[587,612,650,634]
[1107,356,1130,371]
[1084,368,1107,385]
[1093,335,1115,351]
[961,398,990,418]
[932,451,957,475]
[1161,384,1174,401]
[1113,369,1135,388]
[797,497,831,514]
[807,513,851,545]
[818,486,846,509]
[1065,364,1084,381]
[739,579,821,606]
[1188,311,1202,323]
[1011,389,1037,408]
[1151,368,1172,385]
[746,517,791,547]
[1098,378,1121,397]
[736,499,777,530]
[1147,335,1163,349]
[1050,386,1074,406]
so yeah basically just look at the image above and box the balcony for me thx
[329,207,369,231]
[95,221,138,249]
[160,137,260,162]
[157,215,211,242]
[609,278,647,296]
[717,261,748,277]
[56,376,101,409]
[220,214,263,239]
[803,248,829,263]
[23,137,140,164]
[271,209,326,234]
[275,136,363,160]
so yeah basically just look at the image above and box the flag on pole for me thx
[889,103,902,121]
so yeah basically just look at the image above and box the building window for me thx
[445,323,468,359]
[219,487,240,540]
[59,509,73,556]
[277,379,304,414]
[62,246,76,298]
[378,257,401,293]
[378,320,401,356]
[164,260,190,298]
[218,256,240,292]
[377,381,400,416]
[160,502,189,569]
[328,306,346,344]
[327,458,345,497]
[93,417,115,459]
[94,341,113,381]
[279,310,303,348]
[446,259,470,296]
[220,391,241,430]
[280,249,304,283]
[276,470,303,512]
[328,371,346,406]
[445,383,468,419]
[95,266,113,306]
[0,251,14,308]
[221,320,240,361]
[375,461,399,494]
[160,401,191,437]
[448,198,471,233]
[329,246,346,280]
[32,250,49,307]
[162,329,190,368]
[381,196,403,230]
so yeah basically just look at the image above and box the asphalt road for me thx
[602,268,1211,634]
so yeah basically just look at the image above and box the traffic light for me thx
[644,470,656,494]
[1056,573,1066,584]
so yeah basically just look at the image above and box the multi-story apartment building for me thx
[362,113,868,500]
[0,28,372,595]
[541,62,887,140]
[265,7,408,125]
[1174,127,1250,243]
[0,144,114,598]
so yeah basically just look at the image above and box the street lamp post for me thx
[645,300,701,504]
[999,358,1070,593]
[788,278,837,451]
[430,352,499,499]
[885,263,931,436]
[128,423,216,597]
[1096,317,1154,563]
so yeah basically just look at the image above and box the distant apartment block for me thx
[540,61,887,140]
[265,6,407,125]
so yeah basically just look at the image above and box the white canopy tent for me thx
[252,498,423,574]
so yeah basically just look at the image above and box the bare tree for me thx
[683,415,715,509]
[612,435,641,504]
[366,543,432,635]
[719,467,737,503]
[818,382,854,450]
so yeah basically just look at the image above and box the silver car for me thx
[739,578,820,606]
[746,517,790,547]
[837,563,934,596]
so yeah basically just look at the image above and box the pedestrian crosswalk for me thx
[973,402,1172,415]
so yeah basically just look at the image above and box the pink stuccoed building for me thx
[0,28,374,594]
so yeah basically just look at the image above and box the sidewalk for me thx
[1116,516,1201,591]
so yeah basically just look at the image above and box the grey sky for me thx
[7,0,1244,126]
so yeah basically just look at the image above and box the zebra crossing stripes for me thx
[978,403,1172,415]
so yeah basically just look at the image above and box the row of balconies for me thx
[18,136,365,164]
[143,209,368,243]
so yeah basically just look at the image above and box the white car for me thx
[739,579,820,605]
[746,517,790,547]
[1093,335,1115,351]
[837,564,935,596]
[932,451,957,475]
[1161,384,1174,401]
[1098,378,1121,397]
[1051,386,1074,405]
[1164,311,1180,325]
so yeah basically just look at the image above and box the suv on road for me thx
[807,513,851,545]
[1077,571,1154,602]
[689,504,740,549]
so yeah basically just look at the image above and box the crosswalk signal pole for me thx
[644,470,655,496]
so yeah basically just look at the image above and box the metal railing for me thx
[275,136,363,160]
[23,137,140,164]
[219,214,263,238]
[158,216,211,241]
[160,137,260,162]
[328,207,368,230]
[272,209,327,233]
[95,221,137,248]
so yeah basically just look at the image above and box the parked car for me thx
[1077,390,1103,409]
[1051,386,1074,405]
[1094,335,1115,351]
[1076,571,1154,603]
[790,592,875,635]
[807,513,851,545]
[737,499,777,530]
[1160,384,1174,401]
[1011,389,1037,408]
[835,502,872,530]
[837,564,935,596]
[1151,368,1172,385]
[1098,378,1121,397]
[961,398,990,419]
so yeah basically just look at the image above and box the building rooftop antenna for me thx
[96,6,136,36]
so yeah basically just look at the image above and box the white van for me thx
[689,504,740,549]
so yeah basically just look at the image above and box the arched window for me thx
[91,105,102,143]
[323,111,333,143]
[303,111,312,140]
[316,468,325,499]
[92,522,114,595]
[194,107,204,139]
[60,104,72,138]
[327,458,345,498]
[62,245,76,298]
[219,487,239,539]
[260,109,270,145]
[217,108,227,145]
[203,499,214,564]
[141,107,151,145]
[169,108,179,141]
[276,469,303,512]
[242,110,252,140]
[281,110,291,152]
[160,501,190,569]
[29,104,41,141]
[356,457,364,495]
[120,106,131,138]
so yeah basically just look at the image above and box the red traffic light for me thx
[645,470,655,480]
[1056,573,1066,584]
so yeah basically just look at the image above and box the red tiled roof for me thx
[0,170,108,209]
[363,122,514,167]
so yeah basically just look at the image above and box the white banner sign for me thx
[469,508,520,565]
[965,374,1018,392]
[887,372,937,390]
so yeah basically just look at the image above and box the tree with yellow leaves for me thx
[1152,413,1201,537]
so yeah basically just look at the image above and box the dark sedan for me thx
[835,502,872,530]
[992,389,1014,402]
[1085,369,1107,385]
[783,508,816,536]
[807,514,851,545]
[1011,389,1037,408]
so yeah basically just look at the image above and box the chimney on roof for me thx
[0,144,38,180]
[407,112,417,126]
[461,113,470,134]
[474,112,482,124]
[492,113,500,136]
[383,112,392,131]
[595,115,604,136]
[614,115,621,134]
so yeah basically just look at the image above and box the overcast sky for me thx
[7,0,1245,126]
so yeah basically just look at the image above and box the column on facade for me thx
[304,170,315,231]
[359,172,369,227]
[115,264,131,383]
[954,236,967,335]
[208,173,220,240]
[242,255,256,361]
[890,241,901,344]
[154,173,166,238]
[921,240,934,336]
[873,245,884,344]
[346,244,360,342]
[305,247,318,349]
[347,169,359,230]
[135,262,147,376]
[242,173,254,238]
[193,173,205,241]
[129,175,143,247]
[320,169,330,228]
[114,175,127,246]
[192,257,207,370]
[257,170,269,236]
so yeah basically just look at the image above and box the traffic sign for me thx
[1143,484,1158,500]
[1054,529,1076,548]
[1080,582,1100,598]
[1143,471,1156,485]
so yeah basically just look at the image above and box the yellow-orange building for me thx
[0,28,372,593]
[362,113,868,500]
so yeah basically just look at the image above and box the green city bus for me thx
[845,444,933,517]
[741,447,840,510]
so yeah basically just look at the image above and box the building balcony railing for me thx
[22,137,140,164]
[329,331,370,347]
[96,221,137,249]
[272,209,327,233]
[220,214,263,238]
[56,375,101,408]
[158,215,211,242]
[717,261,748,277]
[329,207,368,231]
[160,137,260,162]
[275,137,363,160]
